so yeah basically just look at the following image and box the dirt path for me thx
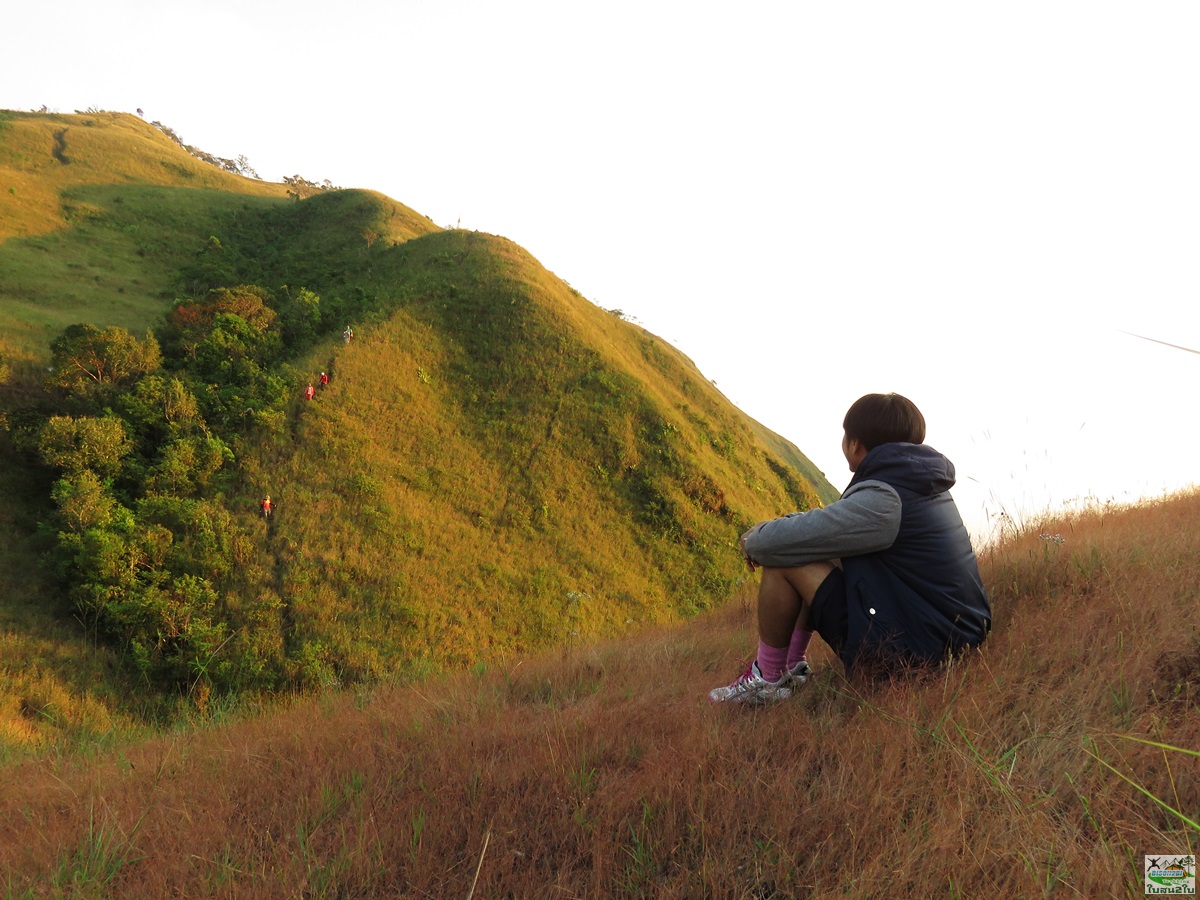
[51,128,70,165]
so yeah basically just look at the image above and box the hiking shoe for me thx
[708,660,792,705]
[787,660,812,686]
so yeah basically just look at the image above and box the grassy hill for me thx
[1,491,1196,896]
[0,109,281,356]
[0,109,836,751]
[229,228,838,679]
[2,107,1195,898]
[0,109,435,358]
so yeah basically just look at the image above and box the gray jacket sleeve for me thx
[741,480,902,567]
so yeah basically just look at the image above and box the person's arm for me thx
[741,480,902,568]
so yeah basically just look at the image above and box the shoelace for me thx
[726,659,757,687]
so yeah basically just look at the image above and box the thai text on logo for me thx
[1145,855,1195,895]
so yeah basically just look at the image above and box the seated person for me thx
[710,392,991,705]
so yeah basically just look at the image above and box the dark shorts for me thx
[808,567,849,658]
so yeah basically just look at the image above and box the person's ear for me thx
[846,437,868,469]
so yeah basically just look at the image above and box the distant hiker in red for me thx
[304,382,315,401]
[261,496,272,518]
[319,371,329,387]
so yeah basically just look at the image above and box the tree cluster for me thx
[11,280,340,697]
[282,174,342,200]
[150,120,261,179]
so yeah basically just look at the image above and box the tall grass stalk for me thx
[1083,735,1200,834]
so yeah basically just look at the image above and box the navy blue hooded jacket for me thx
[742,442,991,669]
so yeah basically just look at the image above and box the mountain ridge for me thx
[2,109,1194,900]
[0,108,835,741]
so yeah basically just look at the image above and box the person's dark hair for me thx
[842,393,926,450]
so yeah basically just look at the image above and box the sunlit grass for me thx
[2,103,1196,896]
[220,228,833,687]
[1,110,834,757]
[0,489,1196,895]
[0,185,284,353]
[0,109,284,245]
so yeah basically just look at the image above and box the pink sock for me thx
[788,629,814,668]
[756,641,789,683]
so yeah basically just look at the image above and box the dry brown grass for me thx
[2,490,1198,897]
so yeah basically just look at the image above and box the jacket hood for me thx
[848,442,956,496]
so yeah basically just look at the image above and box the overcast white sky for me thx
[4,1,1198,543]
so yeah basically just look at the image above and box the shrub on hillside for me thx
[159,288,290,433]
[48,324,161,402]
[46,486,272,693]
[162,285,277,357]
[33,319,285,696]
[275,286,323,348]
[37,415,132,479]
[114,375,206,461]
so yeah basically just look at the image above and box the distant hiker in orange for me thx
[304,382,315,401]
[261,495,272,518]
[319,371,329,387]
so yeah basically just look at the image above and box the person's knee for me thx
[761,561,836,604]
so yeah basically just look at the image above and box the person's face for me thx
[842,431,867,472]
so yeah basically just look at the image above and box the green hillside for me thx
[0,109,434,358]
[234,229,836,678]
[0,109,836,751]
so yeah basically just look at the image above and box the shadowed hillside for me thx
[0,109,836,749]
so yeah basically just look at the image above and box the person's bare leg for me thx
[708,561,837,703]
[757,562,836,647]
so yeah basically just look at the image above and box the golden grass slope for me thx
[2,490,1196,896]
[0,109,285,242]
[0,107,287,358]
[0,109,439,358]
[0,111,443,754]
[227,228,832,679]
[0,110,835,754]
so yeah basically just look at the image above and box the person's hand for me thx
[740,531,758,572]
